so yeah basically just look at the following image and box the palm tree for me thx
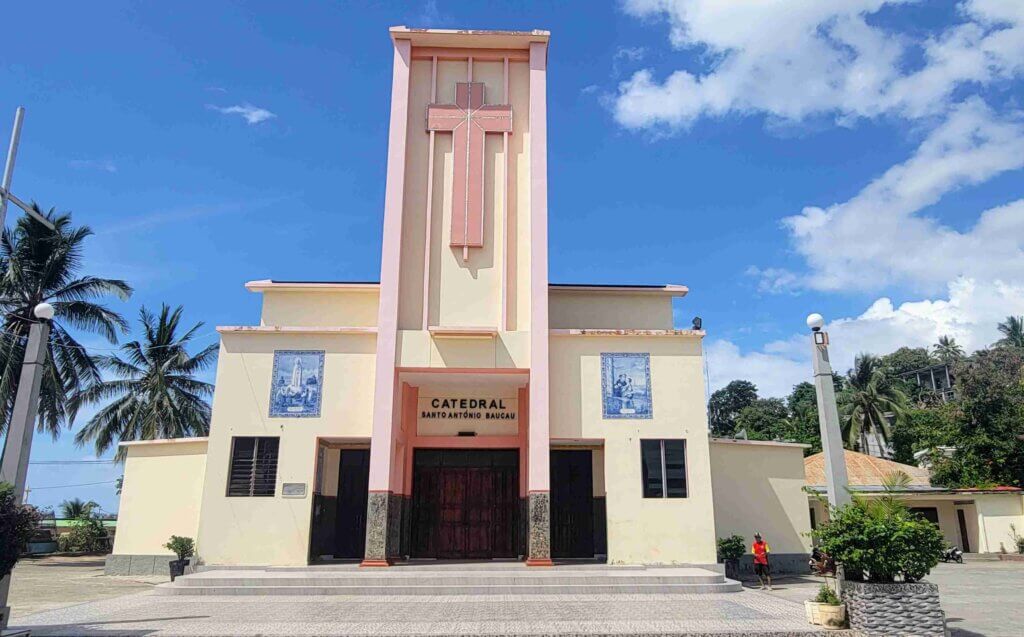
[72,304,216,457]
[59,497,99,519]
[996,316,1024,348]
[932,335,964,362]
[0,207,131,437]
[839,354,909,453]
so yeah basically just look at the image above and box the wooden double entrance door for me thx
[410,449,519,559]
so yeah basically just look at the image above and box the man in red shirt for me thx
[752,532,772,590]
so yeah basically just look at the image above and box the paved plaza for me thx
[8,555,164,618]
[13,591,838,636]
[9,556,1023,636]
[755,560,1024,637]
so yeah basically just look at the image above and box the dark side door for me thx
[550,450,595,558]
[334,449,370,558]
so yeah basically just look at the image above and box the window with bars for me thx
[640,439,687,498]
[227,437,280,497]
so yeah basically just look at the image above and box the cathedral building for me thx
[109,27,826,574]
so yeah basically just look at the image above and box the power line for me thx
[28,479,117,490]
[29,460,115,465]
[0,318,221,352]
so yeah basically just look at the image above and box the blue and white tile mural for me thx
[601,353,653,419]
[270,350,325,418]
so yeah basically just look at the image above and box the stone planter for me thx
[804,601,846,629]
[723,558,739,580]
[168,558,189,582]
[842,580,945,636]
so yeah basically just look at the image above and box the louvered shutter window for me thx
[227,437,279,497]
[640,439,687,499]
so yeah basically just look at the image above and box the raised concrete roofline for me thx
[245,279,380,292]
[550,283,689,297]
[119,437,209,448]
[390,26,550,49]
[710,437,811,449]
[246,280,687,296]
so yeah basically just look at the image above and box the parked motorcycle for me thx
[940,546,964,563]
[809,547,836,576]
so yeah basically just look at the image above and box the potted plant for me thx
[716,534,745,580]
[805,584,846,629]
[812,472,946,636]
[163,535,195,581]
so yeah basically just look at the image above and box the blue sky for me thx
[2,1,1023,513]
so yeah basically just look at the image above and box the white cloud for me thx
[207,103,276,125]
[68,159,117,173]
[613,46,648,77]
[774,98,1024,293]
[614,0,1024,131]
[707,277,1024,397]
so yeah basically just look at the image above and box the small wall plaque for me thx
[282,482,307,498]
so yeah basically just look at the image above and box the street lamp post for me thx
[807,313,850,594]
[0,302,54,629]
[806,313,851,509]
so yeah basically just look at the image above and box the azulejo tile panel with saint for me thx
[270,350,325,418]
[601,352,653,419]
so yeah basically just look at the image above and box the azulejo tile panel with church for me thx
[109,26,823,572]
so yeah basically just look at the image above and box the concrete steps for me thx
[154,564,742,596]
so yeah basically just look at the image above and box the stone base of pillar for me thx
[527,490,552,567]
[361,491,391,567]
[361,490,409,567]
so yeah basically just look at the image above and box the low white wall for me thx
[710,439,812,555]
[975,493,1024,553]
[111,439,208,556]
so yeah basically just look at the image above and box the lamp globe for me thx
[806,313,825,332]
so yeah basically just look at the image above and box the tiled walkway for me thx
[14,590,848,636]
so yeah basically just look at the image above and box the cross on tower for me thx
[427,82,512,256]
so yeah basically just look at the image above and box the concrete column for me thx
[526,40,552,567]
[363,36,411,567]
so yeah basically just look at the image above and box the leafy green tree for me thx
[57,516,109,552]
[734,398,790,439]
[59,497,99,519]
[782,382,823,454]
[708,380,758,437]
[0,208,131,437]
[839,354,909,452]
[811,472,944,582]
[932,335,964,363]
[889,405,958,466]
[72,304,216,458]
[996,315,1024,348]
[879,346,935,376]
[0,482,41,578]
[932,347,1024,488]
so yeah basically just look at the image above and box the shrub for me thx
[164,535,195,561]
[57,516,109,553]
[811,473,944,583]
[1010,524,1024,555]
[716,534,746,562]
[0,483,42,578]
[813,584,841,605]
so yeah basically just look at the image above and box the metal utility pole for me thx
[807,313,851,509]
[0,108,55,231]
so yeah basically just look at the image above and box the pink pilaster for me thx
[527,40,550,494]
[526,39,552,567]
[363,36,412,567]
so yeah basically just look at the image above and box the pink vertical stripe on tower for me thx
[367,37,411,492]
[527,40,550,493]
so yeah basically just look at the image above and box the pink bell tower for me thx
[362,27,552,566]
